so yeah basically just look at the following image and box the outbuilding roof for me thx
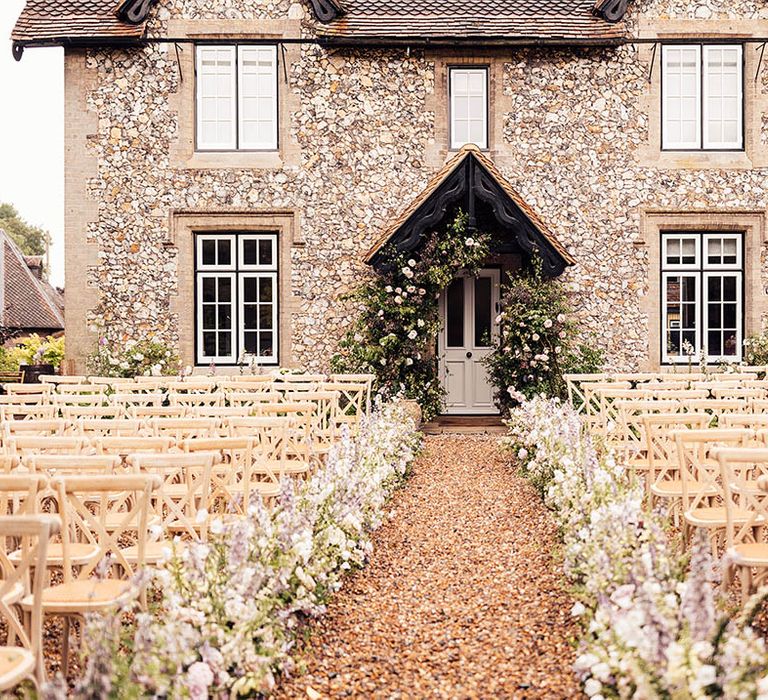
[0,229,64,333]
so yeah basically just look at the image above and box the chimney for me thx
[23,255,44,280]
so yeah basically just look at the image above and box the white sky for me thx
[0,0,64,286]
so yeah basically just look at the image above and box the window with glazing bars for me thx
[195,234,278,365]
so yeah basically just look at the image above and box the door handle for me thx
[466,351,473,358]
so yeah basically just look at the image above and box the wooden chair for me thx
[610,399,681,467]
[0,405,56,421]
[39,375,86,385]
[85,376,122,387]
[722,414,768,429]
[287,390,339,461]
[218,378,274,392]
[73,418,146,438]
[94,436,174,460]
[0,370,25,387]
[182,436,281,510]
[714,448,768,602]
[125,452,216,562]
[0,456,19,473]
[682,399,748,423]
[226,391,280,408]
[751,399,768,414]
[22,474,160,674]
[232,411,312,478]
[128,405,189,420]
[110,392,165,407]
[674,429,758,554]
[61,405,125,420]
[165,380,217,394]
[274,373,325,384]
[0,474,47,518]
[167,392,224,409]
[322,382,369,429]
[0,515,60,690]
[26,454,122,478]
[192,405,260,418]
[8,436,89,458]
[2,419,67,438]
[53,383,106,396]
[147,417,219,441]
[3,385,50,399]
[641,413,711,505]
[712,388,767,400]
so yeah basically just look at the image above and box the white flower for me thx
[591,663,611,683]
[418,288,426,296]
[402,267,414,279]
[584,679,602,697]
[695,664,717,688]
[465,237,475,246]
[148,524,164,541]
[394,296,403,304]
[133,352,145,361]
[517,448,528,460]
[570,601,586,617]
[377,309,384,317]
[186,661,214,698]
[405,358,414,366]
[209,518,224,535]
[385,285,393,293]
[119,361,130,370]
[543,319,553,329]
[195,508,209,525]
[557,313,565,322]
[532,333,540,341]
[574,654,600,672]
[408,258,416,267]
[408,330,417,340]
[354,333,363,342]
[108,357,120,365]
[417,319,425,328]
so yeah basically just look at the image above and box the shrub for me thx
[743,330,768,368]
[86,337,180,377]
[3,334,65,370]
[483,260,603,414]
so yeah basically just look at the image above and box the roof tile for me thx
[12,0,146,45]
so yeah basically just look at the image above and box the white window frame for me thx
[195,233,279,365]
[661,232,744,365]
[449,67,488,150]
[703,271,742,363]
[238,234,278,272]
[237,46,278,150]
[661,43,744,151]
[196,272,237,364]
[702,45,743,150]
[662,234,701,270]
[238,272,279,365]
[195,44,278,152]
[661,272,701,365]
[195,46,237,151]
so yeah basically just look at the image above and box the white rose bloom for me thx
[408,330,418,340]
[195,508,209,525]
[405,358,414,366]
[385,285,393,293]
[408,258,416,267]
[465,237,475,246]
[417,319,425,328]
[570,601,586,617]
[543,319,553,328]
[584,679,602,697]
[532,333,540,341]
[133,352,144,361]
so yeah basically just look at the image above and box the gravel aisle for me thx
[276,435,580,699]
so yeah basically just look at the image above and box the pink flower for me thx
[186,661,214,699]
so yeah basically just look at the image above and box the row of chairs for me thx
[576,373,768,603]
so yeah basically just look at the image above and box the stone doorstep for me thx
[422,415,507,435]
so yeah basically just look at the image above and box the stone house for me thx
[10,0,768,414]
[0,228,64,342]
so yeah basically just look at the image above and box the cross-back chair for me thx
[713,448,768,602]
[0,515,60,690]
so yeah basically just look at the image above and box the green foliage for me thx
[743,330,768,367]
[483,260,603,414]
[0,202,51,258]
[2,334,65,370]
[86,337,180,378]
[332,212,489,420]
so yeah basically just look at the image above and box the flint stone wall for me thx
[65,0,768,372]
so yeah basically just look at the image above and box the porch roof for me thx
[364,144,575,276]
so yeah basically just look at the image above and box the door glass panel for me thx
[446,278,464,348]
[474,276,492,347]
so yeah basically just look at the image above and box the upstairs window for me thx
[661,44,743,151]
[195,233,278,365]
[661,232,743,364]
[195,45,278,151]
[449,67,488,149]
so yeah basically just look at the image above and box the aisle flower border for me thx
[46,398,422,699]
[504,394,768,699]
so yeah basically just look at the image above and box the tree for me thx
[0,202,51,257]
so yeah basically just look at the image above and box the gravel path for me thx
[275,434,580,699]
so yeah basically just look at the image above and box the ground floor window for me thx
[661,231,743,364]
[195,233,278,365]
